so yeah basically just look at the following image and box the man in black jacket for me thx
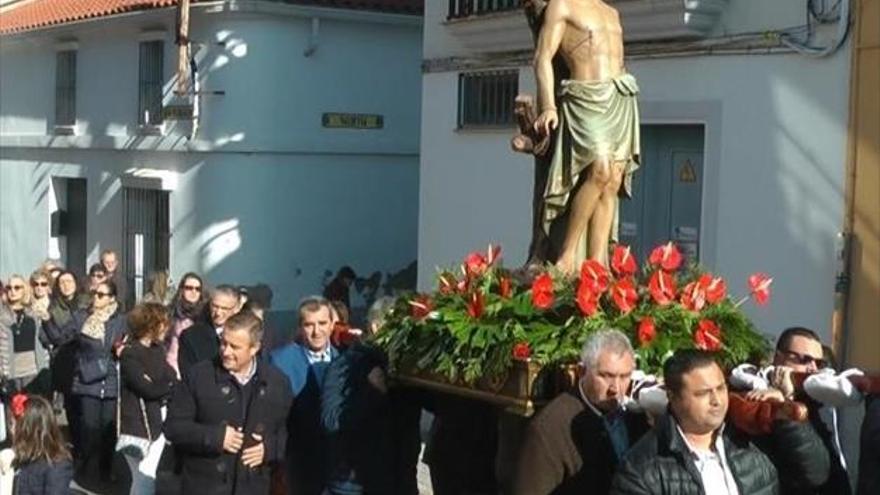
[768,327,852,495]
[178,285,240,377]
[165,312,293,495]
[611,350,780,495]
[513,329,649,495]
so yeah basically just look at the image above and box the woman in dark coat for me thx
[42,270,89,453]
[68,280,127,484]
[119,302,176,494]
[165,272,208,379]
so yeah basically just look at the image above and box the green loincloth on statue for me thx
[543,73,641,245]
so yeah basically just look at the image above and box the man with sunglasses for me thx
[768,327,852,495]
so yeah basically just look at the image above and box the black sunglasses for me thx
[778,349,828,369]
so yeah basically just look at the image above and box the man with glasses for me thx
[769,327,852,495]
[178,285,240,378]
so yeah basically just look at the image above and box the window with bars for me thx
[138,40,164,126]
[448,0,523,19]
[55,50,76,127]
[457,70,518,128]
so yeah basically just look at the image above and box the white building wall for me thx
[1,4,423,314]
[417,1,851,343]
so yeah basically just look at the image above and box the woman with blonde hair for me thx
[28,270,52,323]
[141,271,172,306]
[0,275,51,396]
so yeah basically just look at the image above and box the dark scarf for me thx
[174,298,205,323]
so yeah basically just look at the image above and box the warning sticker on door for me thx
[679,159,698,183]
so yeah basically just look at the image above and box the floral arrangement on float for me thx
[374,242,773,389]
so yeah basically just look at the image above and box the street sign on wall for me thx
[322,113,384,129]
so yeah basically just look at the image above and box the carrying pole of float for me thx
[176,0,191,95]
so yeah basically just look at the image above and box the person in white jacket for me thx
[729,327,857,495]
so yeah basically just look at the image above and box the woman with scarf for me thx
[42,270,89,456]
[0,274,51,398]
[69,279,127,486]
[165,273,207,379]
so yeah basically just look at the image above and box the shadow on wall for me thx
[263,260,417,347]
[321,260,418,322]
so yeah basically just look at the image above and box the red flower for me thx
[576,280,600,316]
[11,393,28,419]
[611,245,638,277]
[512,342,531,360]
[705,275,727,304]
[649,242,683,272]
[499,276,512,299]
[748,273,773,306]
[408,295,433,320]
[463,251,488,278]
[438,273,457,295]
[331,323,360,347]
[611,278,639,314]
[466,291,485,319]
[531,273,555,310]
[580,259,610,293]
[648,270,677,305]
[638,317,657,346]
[680,276,710,312]
[694,319,722,351]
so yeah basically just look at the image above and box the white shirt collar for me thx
[675,421,739,495]
[305,346,332,364]
[231,358,257,385]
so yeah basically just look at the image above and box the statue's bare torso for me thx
[555,0,625,82]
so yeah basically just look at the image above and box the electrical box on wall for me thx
[618,125,705,263]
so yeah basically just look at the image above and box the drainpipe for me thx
[304,17,320,57]
[176,0,191,94]
[832,0,862,365]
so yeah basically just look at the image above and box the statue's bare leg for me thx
[555,156,613,274]
[587,161,625,265]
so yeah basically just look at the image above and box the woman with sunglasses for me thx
[0,275,52,398]
[68,279,127,488]
[27,271,52,323]
[165,273,208,379]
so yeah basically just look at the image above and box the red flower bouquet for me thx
[376,242,771,383]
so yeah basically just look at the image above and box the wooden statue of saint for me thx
[513,0,640,274]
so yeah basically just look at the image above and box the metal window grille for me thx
[448,0,523,19]
[138,40,164,125]
[457,70,518,128]
[55,50,76,126]
[122,187,170,309]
